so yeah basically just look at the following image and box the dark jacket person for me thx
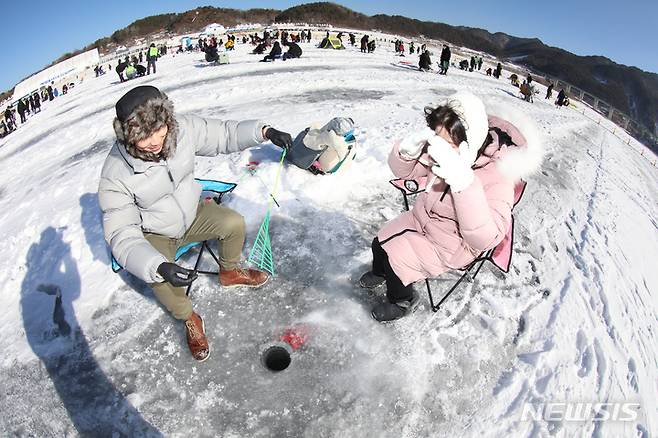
[282,41,302,60]
[419,50,432,71]
[261,41,282,62]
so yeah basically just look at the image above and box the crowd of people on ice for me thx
[0,81,75,137]
[1,41,173,138]
[376,36,570,108]
[111,43,165,83]
[1,27,572,142]
[100,26,572,111]
[196,34,240,63]
[508,73,569,106]
[250,30,305,62]
[174,29,310,62]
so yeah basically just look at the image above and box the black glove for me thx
[157,262,197,287]
[265,127,293,150]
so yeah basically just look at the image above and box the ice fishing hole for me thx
[262,346,291,372]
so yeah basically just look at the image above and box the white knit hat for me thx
[444,91,488,149]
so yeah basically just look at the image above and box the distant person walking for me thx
[147,43,158,75]
[494,62,502,79]
[545,82,554,99]
[30,94,40,113]
[17,99,28,123]
[360,35,369,53]
[439,45,451,75]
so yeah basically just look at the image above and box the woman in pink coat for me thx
[360,92,542,322]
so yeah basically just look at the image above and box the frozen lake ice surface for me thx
[0,37,656,437]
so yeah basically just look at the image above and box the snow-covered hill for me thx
[0,38,656,437]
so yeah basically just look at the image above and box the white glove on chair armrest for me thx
[399,127,436,160]
[427,136,475,192]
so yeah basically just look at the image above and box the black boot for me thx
[359,271,385,289]
[372,290,420,322]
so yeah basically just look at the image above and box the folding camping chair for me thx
[389,177,527,312]
[110,178,237,297]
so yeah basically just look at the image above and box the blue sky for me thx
[1,0,656,92]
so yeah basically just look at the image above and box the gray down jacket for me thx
[98,114,267,283]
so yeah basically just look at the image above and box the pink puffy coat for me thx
[378,115,539,286]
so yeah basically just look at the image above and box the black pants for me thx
[282,52,299,61]
[371,237,414,303]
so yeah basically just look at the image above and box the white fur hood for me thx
[485,105,545,182]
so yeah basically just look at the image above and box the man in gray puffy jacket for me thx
[98,86,292,361]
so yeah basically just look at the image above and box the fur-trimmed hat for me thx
[113,85,177,161]
[443,91,489,150]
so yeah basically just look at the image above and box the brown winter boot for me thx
[184,312,210,362]
[219,267,269,288]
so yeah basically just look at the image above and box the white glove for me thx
[456,139,478,167]
[427,136,475,192]
[399,127,436,160]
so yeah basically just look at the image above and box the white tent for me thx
[203,23,225,35]
[226,23,262,33]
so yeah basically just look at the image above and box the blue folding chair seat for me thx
[110,178,237,296]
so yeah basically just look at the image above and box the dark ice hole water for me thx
[262,346,291,372]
